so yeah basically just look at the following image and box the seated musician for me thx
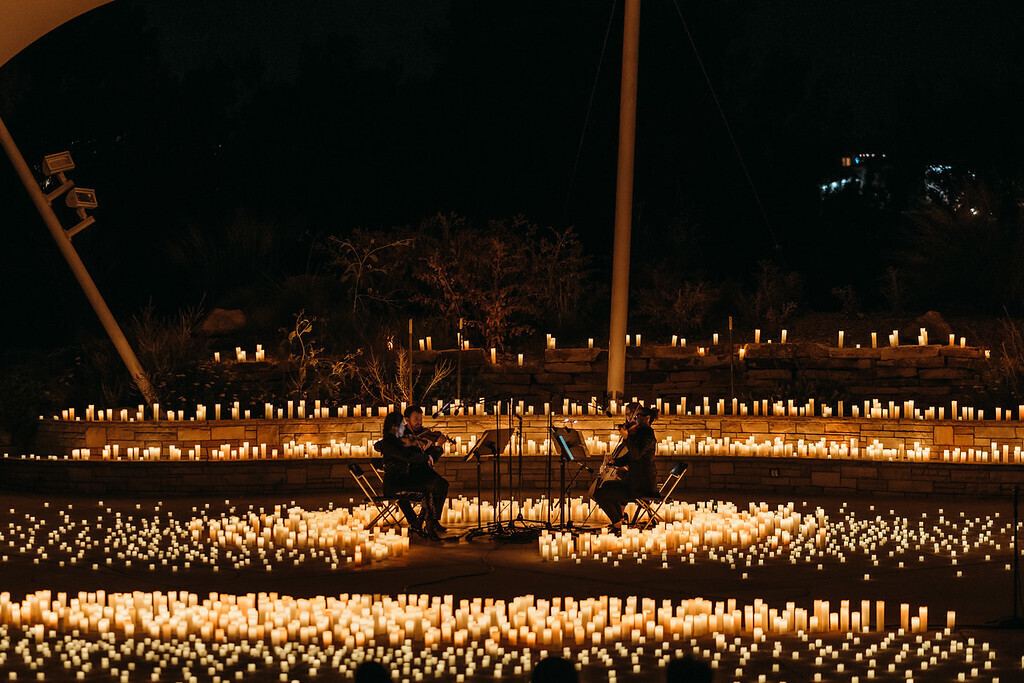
[590,403,659,529]
[373,412,450,541]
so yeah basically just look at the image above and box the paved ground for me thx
[0,487,1021,681]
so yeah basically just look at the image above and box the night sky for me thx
[1,0,1023,349]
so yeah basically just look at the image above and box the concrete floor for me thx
[0,487,1021,681]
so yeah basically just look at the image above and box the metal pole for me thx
[0,114,158,404]
[606,0,641,401]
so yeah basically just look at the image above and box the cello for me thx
[588,414,639,497]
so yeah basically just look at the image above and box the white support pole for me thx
[607,0,641,401]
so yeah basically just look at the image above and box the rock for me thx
[201,308,247,335]
[901,311,952,344]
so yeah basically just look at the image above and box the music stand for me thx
[465,428,512,532]
[552,426,592,530]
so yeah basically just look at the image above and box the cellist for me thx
[589,402,659,530]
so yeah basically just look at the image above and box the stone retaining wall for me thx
[3,453,1021,499]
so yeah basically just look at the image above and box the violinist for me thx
[402,405,448,466]
[373,412,450,541]
[590,403,659,529]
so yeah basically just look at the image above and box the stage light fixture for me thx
[66,187,98,210]
[42,151,75,175]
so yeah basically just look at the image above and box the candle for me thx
[838,331,844,348]
[755,329,761,344]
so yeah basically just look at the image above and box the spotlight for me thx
[66,188,98,210]
[42,151,75,175]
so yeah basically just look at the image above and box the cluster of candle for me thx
[539,501,808,561]
[211,345,266,363]
[53,394,1024,424]
[0,620,1010,683]
[0,501,414,573]
[0,590,951,648]
[528,499,1012,574]
[196,506,411,566]
[0,592,1014,682]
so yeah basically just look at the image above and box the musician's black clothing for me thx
[591,423,658,524]
[373,433,449,529]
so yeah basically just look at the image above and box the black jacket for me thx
[612,423,658,497]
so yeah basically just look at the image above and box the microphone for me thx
[432,401,453,418]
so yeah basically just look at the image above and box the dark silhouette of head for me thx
[354,660,389,683]
[666,655,713,682]
[531,654,579,682]
[383,411,404,437]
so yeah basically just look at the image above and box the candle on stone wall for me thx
[518,353,524,366]
[490,348,497,363]
[625,334,631,346]
[712,333,718,345]
[671,335,678,346]
[588,338,594,349]
[419,339,425,351]
[636,334,642,346]
[960,336,966,347]
[781,329,787,344]
[214,351,220,362]
[426,336,432,350]
[871,332,877,348]
[738,348,746,361]
[838,331,844,348]
[754,329,761,344]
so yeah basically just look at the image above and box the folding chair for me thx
[630,461,689,530]
[348,462,423,528]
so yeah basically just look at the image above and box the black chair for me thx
[630,461,689,530]
[348,462,424,528]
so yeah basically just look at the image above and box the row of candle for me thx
[0,590,951,648]
[42,432,1024,464]
[406,327,975,351]
[674,435,1024,464]
[53,395,1021,423]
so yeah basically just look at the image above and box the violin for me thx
[402,427,448,467]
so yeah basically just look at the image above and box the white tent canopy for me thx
[0,0,114,68]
